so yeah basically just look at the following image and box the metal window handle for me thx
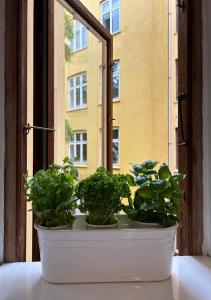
[177,93,187,146]
[24,123,55,135]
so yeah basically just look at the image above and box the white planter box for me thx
[36,215,177,284]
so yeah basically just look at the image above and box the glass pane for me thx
[83,132,87,141]
[112,142,119,165]
[112,0,120,10]
[102,1,110,15]
[76,30,80,49]
[83,144,87,162]
[82,27,87,48]
[76,87,80,106]
[70,144,74,158]
[82,85,87,104]
[70,89,74,108]
[103,13,110,32]
[113,128,119,139]
[76,144,80,160]
[54,3,106,181]
[113,76,119,99]
[76,133,80,141]
[112,9,119,33]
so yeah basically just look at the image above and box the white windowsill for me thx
[75,164,88,168]
[1,257,211,300]
[67,106,87,112]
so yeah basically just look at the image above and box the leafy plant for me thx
[123,160,185,227]
[25,157,78,228]
[76,167,131,225]
[64,11,74,63]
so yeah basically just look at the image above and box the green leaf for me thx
[172,173,186,182]
[138,186,154,199]
[158,163,171,180]
[140,160,158,170]
[126,174,136,186]
[134,175,147,185]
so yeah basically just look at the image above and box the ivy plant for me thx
[123,160,185,227]
[25,157,78,228]
[76,167,131,225]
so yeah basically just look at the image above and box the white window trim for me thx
[71,20,87,53]
[69,132,87,166]
[112,128,120,167]
[113,60,120,101]
[68,73,87,111]
[101,0,121,35]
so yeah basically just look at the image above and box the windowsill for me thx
[113,98,120,103]
[1,257,211,300]
[113,165,120,170]
[112,30,121,37]
[67,106,87,112]
[72,46,87,54]
[75,164,88,168]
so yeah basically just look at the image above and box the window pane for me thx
[82,85,87,105]
[70,89,74,108]
[82,74,87,84]
[82,132,87,141]
[76,30,80,49]
[112,0,120,10]
[76,133,81,141]
[102,1,110,15]
[76,144,80,160]
[112,9,119,33]
[83,144,87,162]
[102,13,110,32]
[76,76,80,85]
[112,142,119,165]
[82,27,87,48]
[76,87,80,106]
[70,144,74,158]
[113,76,119,99]
[113,128,119,139]
[70,78,74,87]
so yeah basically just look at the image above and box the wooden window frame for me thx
[3,0,203,262]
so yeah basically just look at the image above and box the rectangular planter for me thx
[36,215,177,283]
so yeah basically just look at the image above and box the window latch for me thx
[177,93,188,146]
[24,123,55,136]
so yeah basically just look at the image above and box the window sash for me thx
[101,0,120,34]
[68,73,87,110]
[72,20,87,52]
[70,132,87,164]
[112,129,119,166]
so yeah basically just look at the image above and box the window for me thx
[71,20,87,52]
[113,60,120,100]
[69,132,87,165]
[101,0,120,34]
[112,128,119,166]
[68,73,87,110]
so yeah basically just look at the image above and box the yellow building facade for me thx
[54,0,178,178]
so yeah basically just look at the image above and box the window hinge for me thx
[24,123,55,135]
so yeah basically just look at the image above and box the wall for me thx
[202,0,211,256]
[0,0,5,263]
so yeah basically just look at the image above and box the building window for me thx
[101,0,120,34]
[69,132,87,165]
[113,60,120,100]
[71,20,87,52]
[68,73,87,110]
[112,128,119,166]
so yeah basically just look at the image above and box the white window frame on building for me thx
[113,60,120,101]
[68,73,87,110]
[101,0,120,34]
[69,132,87,165]
[112,128,119,166]
[71,20,87,52]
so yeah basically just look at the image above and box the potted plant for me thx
[123,160,185,227]
[25,157,78,229]
[76,167,131,227]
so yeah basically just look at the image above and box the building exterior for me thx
[54,0,178,179]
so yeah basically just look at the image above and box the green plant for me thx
[123,160,185,227]
[64,11,74,63]
[25,157,78,228]
[76,167,131,225]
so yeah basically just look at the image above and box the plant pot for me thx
[85,219,119,229]
[133,221,161,228]
[35,215,177,284]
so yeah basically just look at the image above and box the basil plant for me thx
[25,157,78,228]
[123,160,185,227]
